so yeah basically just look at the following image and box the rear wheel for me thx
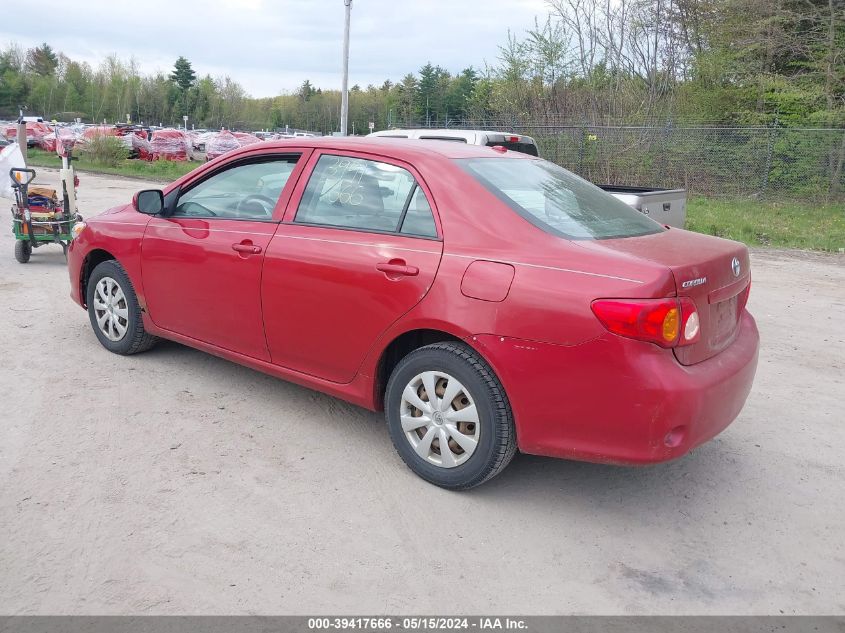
[385,342,517,489]
[86,260,157,355]
[14,240,31,263]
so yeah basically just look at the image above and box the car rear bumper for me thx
[474,310,759,464]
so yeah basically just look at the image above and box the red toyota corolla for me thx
[67,137,759,489]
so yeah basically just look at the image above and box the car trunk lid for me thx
[581,228,751,365]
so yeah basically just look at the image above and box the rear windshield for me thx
[484,141,539,156]
[459,158,663,240]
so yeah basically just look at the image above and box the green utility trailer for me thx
[9,167,82,263]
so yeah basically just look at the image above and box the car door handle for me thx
[232,242,262,254]
[376,262,419,276]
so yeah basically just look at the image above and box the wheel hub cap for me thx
[399,371,480,469]
[93,276,129,342]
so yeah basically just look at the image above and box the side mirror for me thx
[134,189,164,215]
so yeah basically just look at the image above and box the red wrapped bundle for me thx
[205,130,241,160]
[39,128,76,153]
[5,122,53,145]
[233,132,262,147]
[122,133,153,161]
[81,125,118,142]
[39,132,58,152]
[151,129,189,161]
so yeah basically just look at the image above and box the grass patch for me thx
[686,197,845,252]
[25,148,197,182]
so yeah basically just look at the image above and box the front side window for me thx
[295,154,436,235]
[174,157,299,220]
[459,157,663,240]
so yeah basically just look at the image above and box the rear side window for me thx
[399,187,437,237]
[295,154,436,237]
[460,158,663,240]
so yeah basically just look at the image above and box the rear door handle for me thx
[232,242,262,254]
[376,262,419,277]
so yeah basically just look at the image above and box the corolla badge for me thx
[681,277,707,288]
[731,257,741,277]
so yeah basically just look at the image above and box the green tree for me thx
[396,73,418,126]
[170,56,196,92]
[25,43,58,76]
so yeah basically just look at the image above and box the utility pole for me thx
[340,0,352,136]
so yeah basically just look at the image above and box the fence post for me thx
[578,123,586,173]
[660,119,673,186]
[761,118,778,197]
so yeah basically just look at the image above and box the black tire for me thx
[86,259,157,355]
[14,240,31,263]
[385,342,517,490]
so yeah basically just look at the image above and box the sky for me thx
[0,0,550,97]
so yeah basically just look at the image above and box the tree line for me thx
[1,0,842,133]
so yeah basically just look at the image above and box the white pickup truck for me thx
[367,128,687,228]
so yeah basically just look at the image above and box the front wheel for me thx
[14,240,31,263]
[86,260,157,355]
[385,342,517,489]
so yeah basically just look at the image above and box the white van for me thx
[367,128,539,156]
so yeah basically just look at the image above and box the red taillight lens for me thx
[592,298,700,348]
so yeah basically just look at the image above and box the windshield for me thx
[459,158,663,240]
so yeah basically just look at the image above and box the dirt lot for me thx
[1,168,843,615]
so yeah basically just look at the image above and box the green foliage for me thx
[25,43,58,76]
[686,197,845,252]
[80,135,129,167]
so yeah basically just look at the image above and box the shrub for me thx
[81,135,128,167]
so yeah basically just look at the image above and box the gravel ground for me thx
[1,168,843,615]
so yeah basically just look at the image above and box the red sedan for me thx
[67,137,759,489]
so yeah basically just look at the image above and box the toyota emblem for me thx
[731,257,741,277]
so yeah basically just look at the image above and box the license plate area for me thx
[709,294,739,348]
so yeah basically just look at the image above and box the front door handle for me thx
[376,261,419,277]
[232,241,262,255]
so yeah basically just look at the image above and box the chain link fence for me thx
[413,120,845,200]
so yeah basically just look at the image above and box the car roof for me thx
[258,135,534,160]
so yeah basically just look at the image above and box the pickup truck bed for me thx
[600,185,687,229]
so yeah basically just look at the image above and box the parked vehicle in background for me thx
[368,128,688,227]
[67,137,758,489]
[599,185,687,228]
[368,128,539,155]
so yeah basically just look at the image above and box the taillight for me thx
[591,297,700,348]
